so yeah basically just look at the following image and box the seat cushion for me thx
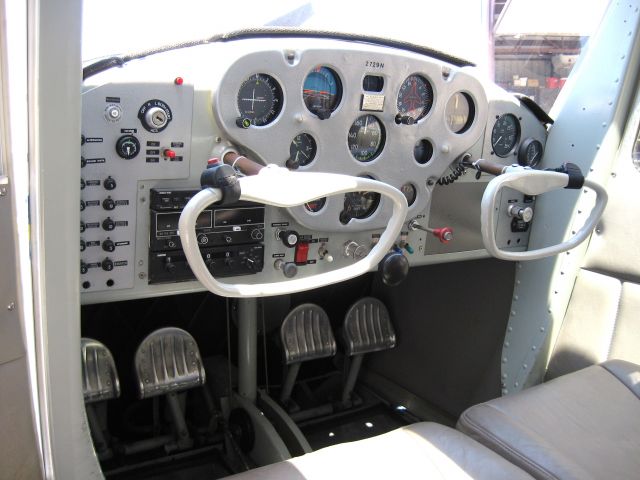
[457,361,640,480]
[225,422,532,479]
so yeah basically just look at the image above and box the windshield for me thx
[82,0,490,65]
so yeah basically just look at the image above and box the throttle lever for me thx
[408,219,453,243]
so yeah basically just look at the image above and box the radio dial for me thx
[102,197,116,211]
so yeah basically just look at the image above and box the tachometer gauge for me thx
[339,176,381,224]
[348,115,385,162]
[518,138,543,168]
[400,183,417,206]
[304,197,326,213]
[445,92,474,133]
[491,114,520,157]
[236,74,283,127]
[289,133,317,168]
[397,75,433,122]
[303,66,342,119]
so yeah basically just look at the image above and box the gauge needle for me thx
[364,116,369,135]
[294,151,300,163]
[492,136,502,147]
[300,150,309,158]
[251,88,256,110]
[531,151,539,162]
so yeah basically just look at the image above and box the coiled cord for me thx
[437,153,473,186]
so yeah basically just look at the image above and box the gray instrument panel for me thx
[80,38,547,304]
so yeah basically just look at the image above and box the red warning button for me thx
[295,242,309,265]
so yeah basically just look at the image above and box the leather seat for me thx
[458,360,640,480]
[225,422,533,479]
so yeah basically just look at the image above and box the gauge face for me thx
[340,190,381,224]
[445,92,474,133]
[303,66,342,118]
[304,197,326,213]
[397,75,433,122]
[414,139,434,164]
[348,115,385,162]
[236,74,283,126]
[518,138,543,168]
[491,114,521,157]
[400,183,417,206]
[289,133,317,167]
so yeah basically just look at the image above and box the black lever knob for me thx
[379,251,409,287]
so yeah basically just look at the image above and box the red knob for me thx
[432,227,453,243]
[163,148,176,159]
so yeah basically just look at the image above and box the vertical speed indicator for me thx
[236,74,283,127]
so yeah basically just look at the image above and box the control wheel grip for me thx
[481,169,608,261]
[179,165,408,298]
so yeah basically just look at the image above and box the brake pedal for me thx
[279,304,336,406]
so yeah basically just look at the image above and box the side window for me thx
[491,0,610,114]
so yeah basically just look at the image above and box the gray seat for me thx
[224,422,533,479]
[458,360,640,480]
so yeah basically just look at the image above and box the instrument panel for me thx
[80,37,547,304]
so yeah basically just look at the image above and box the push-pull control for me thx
[408,220,453,243]
[276,229,299,248]
[344,241,368,260]
[508,204,534,223]
[274,259,298,278]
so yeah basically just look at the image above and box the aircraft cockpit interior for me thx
[2,0,640,478]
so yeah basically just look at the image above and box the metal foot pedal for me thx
[280,304,336,406]
[341,297,396,406]
[135,327,205,399]
[81,338,120,461]
[133,328,205,452]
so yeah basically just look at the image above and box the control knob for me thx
[102,197,116,211]
[379,250,409,286]
[101,257,114,272]
[115,135,140,159]
[277,229,299,248]
[344,241,368,260]
[103,176,117,191]
[80,261,88,275]
[80,239,86,252]
[80,178,86,190]
[508,205,534,223]
[102,238,115,252]
[80,200,85,211]
[165,258,176,274]
[102,217,116,231]
[80,221,86,233]
[274,259,297,278]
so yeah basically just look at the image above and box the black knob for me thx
[81,156,86,168]
[236,117,251,129]
[279,230,299,248]
[395,113,415,125]
[225,257,236,268]
[378,251,409,287]
[81,134,86,145]
[102,197,116,211]
[80,200,85,211]
[102,217,115,231]
[80,221,86,233]
[80,261,88,275]
[102,257,114,272]
[165,258,177,274]
[102,238,115,252]
[80,178,86,190]
[115,135,140,159]
[103,176,117,190]
[282,262,298,278]
[80,239,86,252]
[286,157,300,170]
[245,256,263,272]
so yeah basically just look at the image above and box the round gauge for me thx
[445,92,474,133]
[400,183,417,206]
[348,115,385,162]
[289,133,317,168]
[397,74,433,122]
[518,138,544,168]
[303,66,342,119]
[339,176,381,224]
[236,73,283,127]
[414,139,434,164]
[304,197,326,213]
[491,114,521,157]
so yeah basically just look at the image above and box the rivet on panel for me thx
[532,346,537,351]
[502,357,507,363]
[504,342,510,348]
[139,272,146,279]
[441,144,450,154]
[547,308,552,314]
[138,260,144,266]
[502,373,507,379]
[523,364,528,369]
[514,382,519,387]
[215,137,222,143]
[7,302,15,311]
[602,122,607,127]
[502,388,508,395]
[508,326,513,332]
[516,280,521,285]
[295,114,304,123]
[540,326,545,332]
[510,310,516,316]
[513,295,519,301]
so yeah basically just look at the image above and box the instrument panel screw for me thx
[7,302,15,311]
[138,272,146,279]
[0,187,7,196]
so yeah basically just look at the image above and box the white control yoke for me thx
[179,165,408,297]
[481,165,608,261]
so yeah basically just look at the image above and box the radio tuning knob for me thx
[115,135,140,159]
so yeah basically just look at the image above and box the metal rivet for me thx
[502,388,508,395]
[215,137,222,143]
[514,382,519,387]
[504,342,510,348]
[502,373,507,379]
[7,302,15,311]
[508,326,513,332]
[523,364,528,369]
[511,310,516,316]
[139,272,146,279]
[138,260,144,266]
[532,346,537,351]
[502,357,507,363]
[540,327,545,332]
[513,295,519,301]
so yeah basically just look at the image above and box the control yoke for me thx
[476,159,608,261]
[178,154,408,297]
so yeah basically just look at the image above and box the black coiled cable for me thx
[437,153,474,186]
